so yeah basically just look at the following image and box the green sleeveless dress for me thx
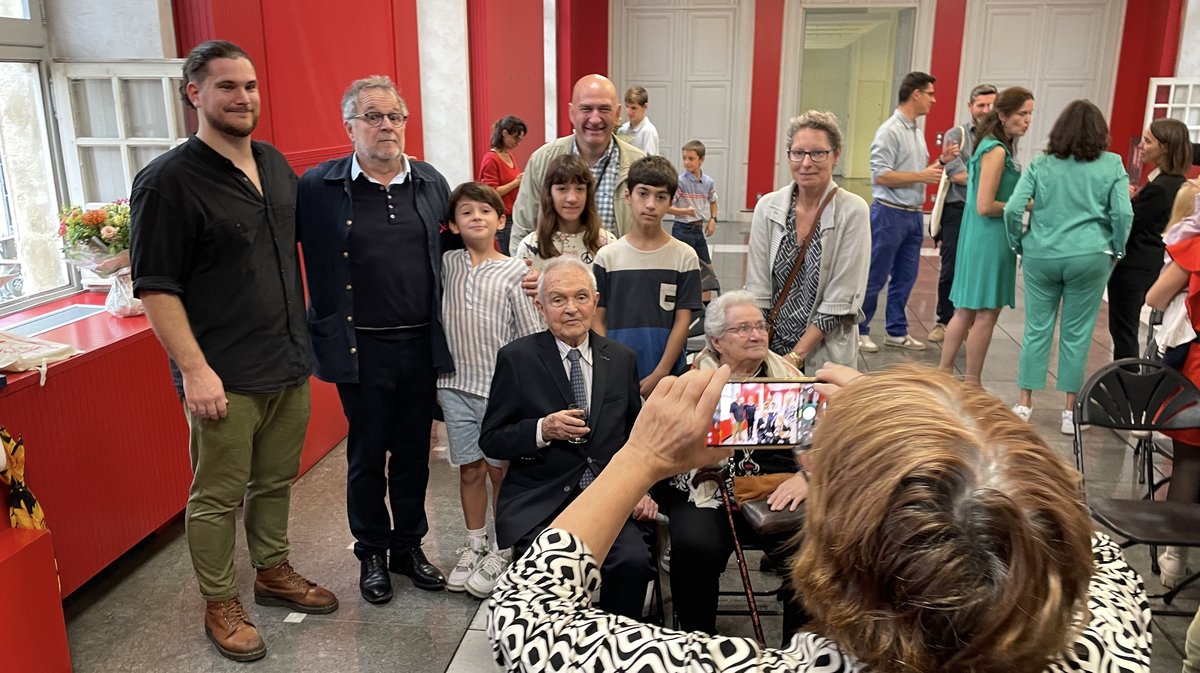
[949,135,1020,309]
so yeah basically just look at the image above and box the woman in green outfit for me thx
[1004,100,1133,435]
[938,87,1034,384]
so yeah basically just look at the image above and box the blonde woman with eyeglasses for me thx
[745,111,870,373]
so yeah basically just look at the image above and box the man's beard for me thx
[203,108,258,138]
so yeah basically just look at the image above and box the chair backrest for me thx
[1076,358,1200,431]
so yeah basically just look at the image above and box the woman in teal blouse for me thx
[938,87,1034,385]
[1003,100,1133,435]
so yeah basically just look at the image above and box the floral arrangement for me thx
[59,199,131,278]
[59,199,130,256]
[58,198,143,317]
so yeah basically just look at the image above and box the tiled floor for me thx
[65,215,1197,671]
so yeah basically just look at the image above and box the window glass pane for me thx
[1174,86,1191,104]
[0,62,66,304]
[0,0,28,20]
[79,146,125,203]
[71,78,118,138]
[170,77,186,135]
[122,79,168,138]
[129,146,169,177]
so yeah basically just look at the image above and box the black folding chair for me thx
[1074,358,1200,614]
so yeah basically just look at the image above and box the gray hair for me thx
[704,290,764,347]
[537,257,597,304]
[786,110,842,152]
[341,75,408,120]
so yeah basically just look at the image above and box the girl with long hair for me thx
[513,154,612,270]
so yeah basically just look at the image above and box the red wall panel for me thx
[745,0,784,210]
[467,0,544,172]
[556,0,609,137]
[1110,0,1183,164]
[172,0,425,174]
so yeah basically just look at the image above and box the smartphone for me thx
[706,378,823,449]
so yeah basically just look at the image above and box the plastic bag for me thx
[105,269,144,317]
[0,332,78,385]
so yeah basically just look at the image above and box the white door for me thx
[956,0,1124,168]
[611,1,751,216]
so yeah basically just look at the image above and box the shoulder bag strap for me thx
[768,187,839,327]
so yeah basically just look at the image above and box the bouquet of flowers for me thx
[58,199,143,317]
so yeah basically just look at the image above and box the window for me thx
[57,62,188,204]
[1145,78,1200,143]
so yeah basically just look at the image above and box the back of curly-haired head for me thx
[792,365,1093,673]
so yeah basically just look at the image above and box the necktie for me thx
[567,348,594,488]
[567,348,587,411]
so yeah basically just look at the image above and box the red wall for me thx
[745,0,785,210]
[556,0,609,137]
[1110,0,1184,166]
[172,0,424,174]
[467,0,544,172]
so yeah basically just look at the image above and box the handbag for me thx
[767,187,839,336]
[928,125,964,240]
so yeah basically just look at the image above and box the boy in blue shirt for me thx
[667,139,719,265]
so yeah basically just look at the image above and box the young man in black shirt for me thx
[130,40,337,662]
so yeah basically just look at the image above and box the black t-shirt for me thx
[130,136,310,395]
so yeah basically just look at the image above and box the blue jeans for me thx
[671,221,711,264]
[861,202,923,336]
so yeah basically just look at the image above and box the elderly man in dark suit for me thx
[481,256,656,619]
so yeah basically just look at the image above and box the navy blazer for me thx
[295,153,461,383]
[480,330,641,548]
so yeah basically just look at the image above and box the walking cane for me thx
[693,467,766,646]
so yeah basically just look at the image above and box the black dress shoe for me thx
[389,546,446,591]
[359,553,393,604]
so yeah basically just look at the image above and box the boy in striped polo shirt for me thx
[438,182,542,598]
[667,139,719,265]
[594,156,702,398]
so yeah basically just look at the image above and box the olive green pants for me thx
[185,382,310,600]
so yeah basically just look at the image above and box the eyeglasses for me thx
[346,111,408,127]
[785,148,834,164]
[724,322,769,337]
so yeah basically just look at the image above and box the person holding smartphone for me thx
[651,290,810,640]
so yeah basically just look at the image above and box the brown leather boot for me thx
[204,597,266,662]
[253,560,339,614]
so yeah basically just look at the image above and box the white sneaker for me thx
[858,335,879,353]
[466,550,509,599]
[1060,410,1076,435]
[884,334,927,350]
[446,536,487,592]
[1011,404,1033,422]
[1160,547,1191,589]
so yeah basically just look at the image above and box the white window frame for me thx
[52,59,188,207]
[1144,77,1200,144]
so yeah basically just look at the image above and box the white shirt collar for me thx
[555,334,592,365]
[351,152,410,185]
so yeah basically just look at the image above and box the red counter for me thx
[0,292,347,597]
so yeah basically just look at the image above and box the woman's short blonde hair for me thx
[792,365,1094,673]
[786,110,843,152]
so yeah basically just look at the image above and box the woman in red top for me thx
[478,115,527,253]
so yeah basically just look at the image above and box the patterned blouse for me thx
[490,529,1150,672]
[770,185,841,355]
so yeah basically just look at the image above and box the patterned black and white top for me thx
[490,529,1150,672]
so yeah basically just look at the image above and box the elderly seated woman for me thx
[489,364,1150,673]
[653,290,810,640]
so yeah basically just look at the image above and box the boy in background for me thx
[617,86,659,155]
[438,182,542,598]
[667,139,718,266]
[594,156,701,398]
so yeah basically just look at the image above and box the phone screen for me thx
[706,378,823,448]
